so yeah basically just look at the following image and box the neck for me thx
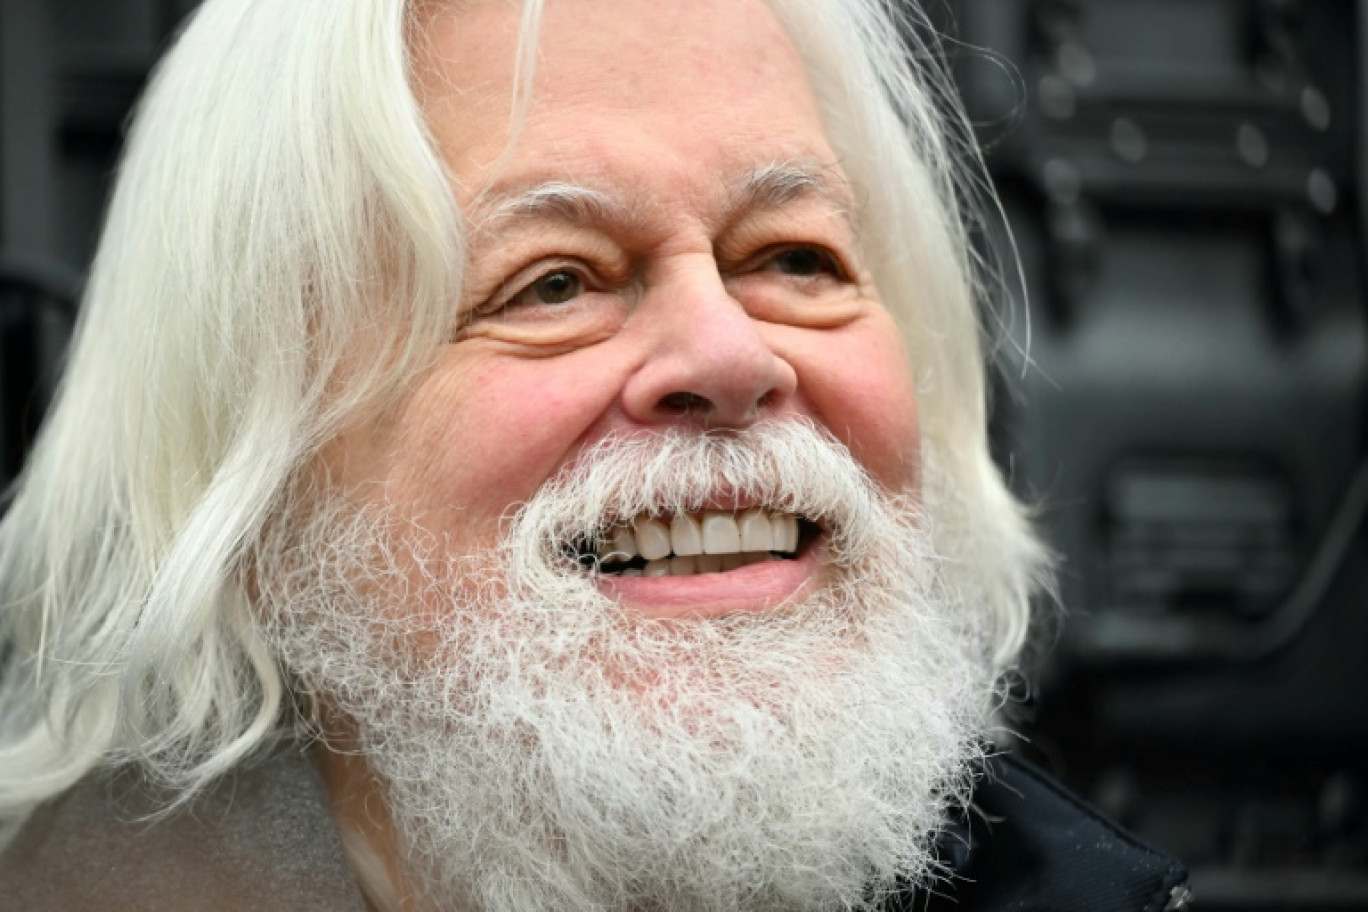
[312,737,410,910]
[339,823,402,912]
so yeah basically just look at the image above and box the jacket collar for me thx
[1,746,1186,911]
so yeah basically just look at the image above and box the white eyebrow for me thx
[475,181,626,232]
[739,161,831,209]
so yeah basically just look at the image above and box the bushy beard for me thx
[256,420,1005,911]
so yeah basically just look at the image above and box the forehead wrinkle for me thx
[465,158,860,252]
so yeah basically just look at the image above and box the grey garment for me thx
[0,745,368,911]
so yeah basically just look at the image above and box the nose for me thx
[621,266,797,429]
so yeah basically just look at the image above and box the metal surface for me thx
[0,0,59,482]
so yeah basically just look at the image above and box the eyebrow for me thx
[739,160,849,214]
[467,159,857,238]
[474,181,625,232]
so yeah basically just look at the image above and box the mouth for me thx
[571,509,820,578]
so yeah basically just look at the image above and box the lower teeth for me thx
[597,552,785,578]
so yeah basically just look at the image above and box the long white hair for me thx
[0,0,1043,822]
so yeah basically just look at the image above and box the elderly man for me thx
[0,0,1187,908]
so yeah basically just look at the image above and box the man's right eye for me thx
[510,269,584,308]
[470,263,600,325]
[458,260,628,345]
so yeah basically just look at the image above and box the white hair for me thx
[0,0,1044,824]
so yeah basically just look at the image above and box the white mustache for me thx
[505,418,908,589]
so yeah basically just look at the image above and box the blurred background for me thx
[0,0,1365,908]
[948,1,1368,908]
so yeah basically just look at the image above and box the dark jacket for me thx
[0,747,1188,910]
[914,754,1191,912]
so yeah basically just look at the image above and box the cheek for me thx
[789,324,921,492]
[383,350,622,540]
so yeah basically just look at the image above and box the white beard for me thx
[256,420,1005,911]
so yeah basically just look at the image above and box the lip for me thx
[691,488,769,513]
[601,490,774,525]
[595,534,822,620]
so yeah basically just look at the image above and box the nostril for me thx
[660,392,710,414]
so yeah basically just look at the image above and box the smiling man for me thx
[0,0,1187,909]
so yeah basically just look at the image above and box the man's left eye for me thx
[764,247,844,279]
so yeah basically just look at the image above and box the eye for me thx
[508,268,584,308]
[721,237,866,328]
[762,245,846,280]
[461,259,626,340]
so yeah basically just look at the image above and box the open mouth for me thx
[572,509,818,578]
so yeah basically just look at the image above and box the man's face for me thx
[268,2,997,909]
[325,0,922,614]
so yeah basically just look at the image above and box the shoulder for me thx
[0,746,367,912]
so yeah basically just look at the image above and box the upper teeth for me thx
[598,510,801,562]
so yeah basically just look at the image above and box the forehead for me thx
[411,0,841,210]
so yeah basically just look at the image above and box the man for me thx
[0,0,1188,908]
